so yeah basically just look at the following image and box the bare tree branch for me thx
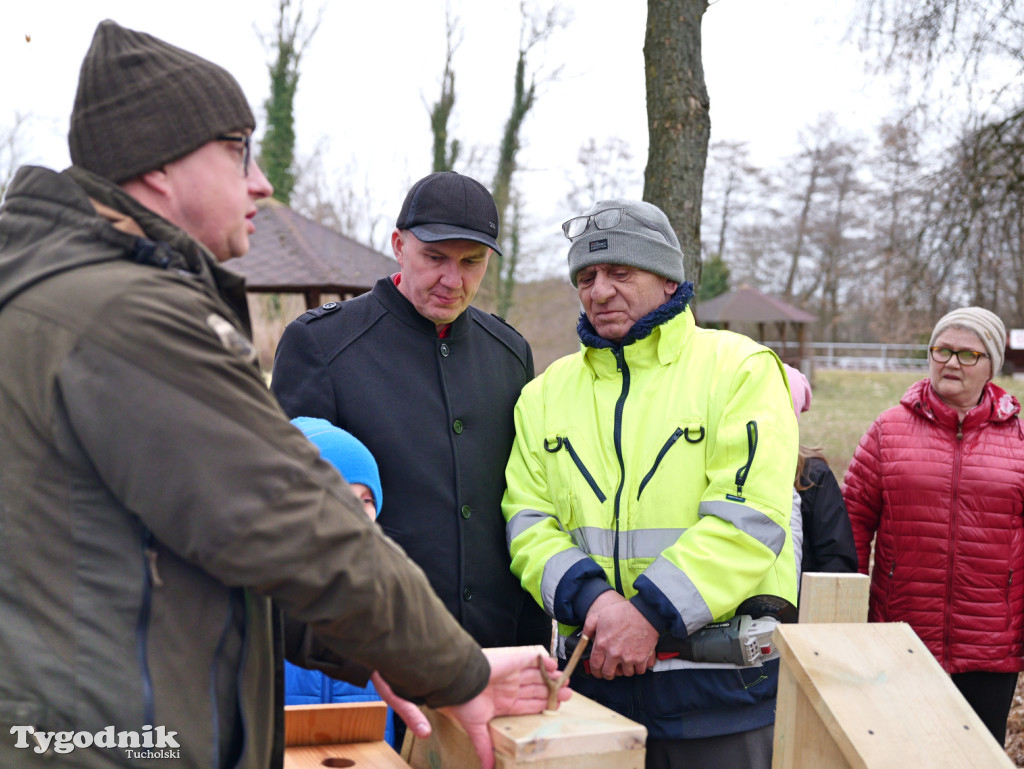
[0,112,31,203]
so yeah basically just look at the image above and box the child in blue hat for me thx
[284,417,394,746]
[290,416,383,520]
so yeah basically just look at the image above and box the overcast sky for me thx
[1,0,897,268]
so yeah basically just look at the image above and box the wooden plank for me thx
[773,654,851,769]
[771,623,1013,769]
[798,573,870,624]
[284,740,408,768]
[493,750,643,769]
[490,691,645,763]
[406,707,482,769]
[284,702,388,746]
[406,692,646,768]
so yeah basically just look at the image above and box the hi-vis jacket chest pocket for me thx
[544,434,607,505]
[637,420,707,502]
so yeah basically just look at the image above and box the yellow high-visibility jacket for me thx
[502,300,798,739]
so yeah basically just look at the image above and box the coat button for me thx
[461,505,471,519]
[453,419,463,434]
[463,588,473,601]
[440,343,450,357]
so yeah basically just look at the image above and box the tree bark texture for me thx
[644,0,710,287]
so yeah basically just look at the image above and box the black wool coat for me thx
[272,277,549,648]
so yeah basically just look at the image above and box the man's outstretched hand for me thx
[443,646,571,769]
[373,645,571,769]
[370,671,432,741]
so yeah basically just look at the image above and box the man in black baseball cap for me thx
[273,173,552,747]
[396,171,502,254]
[386,171,501,326]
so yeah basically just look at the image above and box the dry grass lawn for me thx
[799,369,1024,482]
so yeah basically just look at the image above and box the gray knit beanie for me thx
[566,199,684,287]
[69,20,255,183]
[929,307,1007,373]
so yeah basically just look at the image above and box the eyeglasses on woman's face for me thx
[929,346,989,366]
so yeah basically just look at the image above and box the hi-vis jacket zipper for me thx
[544,436,606,503]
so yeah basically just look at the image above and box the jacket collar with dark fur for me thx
[577,281,695,351]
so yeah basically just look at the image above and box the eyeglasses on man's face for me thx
[216,134,251,177]
[561,208,665,240]
[929,346,989,366]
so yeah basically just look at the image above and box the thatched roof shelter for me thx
[230,198,396,309]
[693,285,817,366]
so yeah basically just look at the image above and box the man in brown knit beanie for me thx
[0,20,565,769]
[68,19,272,261]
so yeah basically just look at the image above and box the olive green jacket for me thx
[0,166,488,768]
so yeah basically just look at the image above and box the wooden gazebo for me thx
[693,285,817,367]
[229,198,397,309]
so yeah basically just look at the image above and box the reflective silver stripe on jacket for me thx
[507,513,686,560]
[541,548,594,616]
[506,508,561,549]
[569,527,687,559]
[515,510,777,561]
[698,499,787,555]
[641,556,714,635]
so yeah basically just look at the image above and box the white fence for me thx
[763,342,928,371]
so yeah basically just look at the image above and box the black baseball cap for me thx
[396,171,502,255]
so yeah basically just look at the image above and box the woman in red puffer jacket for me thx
[844,307,1024,748]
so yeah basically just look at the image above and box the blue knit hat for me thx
[291,417,382,517]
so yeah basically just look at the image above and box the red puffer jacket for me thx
[844,378,1024,674]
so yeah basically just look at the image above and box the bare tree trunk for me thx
[643,0,710,287]
[784,149,822,301]
[489,2,567,317]
[490,45,534,318]
[258,0,322,206]
[0,112,30,202]
[429,8,461,173]
[715,192,730,260]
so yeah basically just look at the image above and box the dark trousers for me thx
[645,724,774,769]
[951,670,1019,746]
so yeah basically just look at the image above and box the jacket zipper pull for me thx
[146,547,164,588]
[731,420,758,499]
[956,420,964,440]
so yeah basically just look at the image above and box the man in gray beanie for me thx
[503,199,799,769]
[0,20,563,769]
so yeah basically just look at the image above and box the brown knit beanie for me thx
[69,20,255,183]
